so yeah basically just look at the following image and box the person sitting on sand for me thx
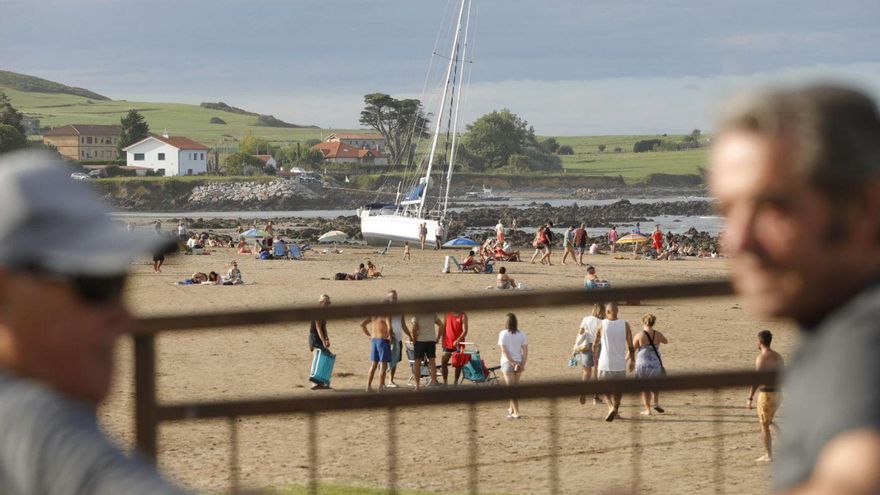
[367,260,382,278]
[496,266,517,289]
[589,241,602,255]
[223,260,243,285]
[584,265,600,289]
[236,238,248,253]
[347,263,368,280]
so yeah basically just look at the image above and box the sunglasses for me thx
[16,264,127,306]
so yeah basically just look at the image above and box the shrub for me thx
[633,139,662,153]
[597,144,606,152]
[209,117,227,125]
[557,145,574,155]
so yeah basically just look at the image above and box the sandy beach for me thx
[103,243,795,494]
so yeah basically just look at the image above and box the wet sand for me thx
[103,244,794,494]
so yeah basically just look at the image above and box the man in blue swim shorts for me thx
[361,311,392,392]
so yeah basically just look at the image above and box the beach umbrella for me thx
[616,233,649,244]
[240,228,269,238]
[443,236,479,248]
[318,230,348,243]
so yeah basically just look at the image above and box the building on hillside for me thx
[122,132,209,176]
[325,133,386,152]
[41,124,122,161]
[252,154,277,169]
[310,141,388,166]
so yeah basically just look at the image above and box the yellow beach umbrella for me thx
[616,233,649,244]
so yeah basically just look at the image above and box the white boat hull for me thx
[360,211,440,246]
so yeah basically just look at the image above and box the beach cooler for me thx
[309,349,336,386]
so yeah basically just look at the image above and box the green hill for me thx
[0,70,109,100]
[1,70,707,181]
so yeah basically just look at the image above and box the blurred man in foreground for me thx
[710,85,880,494]
[0,151,187,494]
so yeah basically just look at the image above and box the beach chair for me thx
[457,342,500,386]
[405,341,441,386]
[375,240,392,256]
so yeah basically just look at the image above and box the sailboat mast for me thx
[418,0,467,218]
[442,0,471,218]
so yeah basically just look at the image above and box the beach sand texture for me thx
[103,246,793,494]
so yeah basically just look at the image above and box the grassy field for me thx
[550,134,708,181]
[2,87,342,147]
[5,85,708,182]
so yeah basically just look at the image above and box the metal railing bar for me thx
[229,416,240,494]
[307,413,318,495]
[134,334,158,460]
[387,407,399,495]
[153,370,775,421]
[548,398,559,495]
[467,403,478,495]
[133,281,733,335]
[713,388,724,495]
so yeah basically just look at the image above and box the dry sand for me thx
[103,243,795,494]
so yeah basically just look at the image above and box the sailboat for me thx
[358,0,473,246]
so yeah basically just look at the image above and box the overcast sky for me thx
[2,0,879,135]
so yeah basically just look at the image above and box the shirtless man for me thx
[360,310,393,392]
[748,330,784,462]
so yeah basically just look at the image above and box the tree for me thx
[462,109,529,169]
[239,134,272,155]
[462,109,562,172]
[118,110,149,155]
[597,144,606,153]
[558,145,574,155]
[359,93,429,166]
[0,92,24,134]
[223,152,263,175]
[540,137,559,154]
[0,124,28,154]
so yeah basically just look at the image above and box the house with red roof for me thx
[325,132,386,152]
[122,132,209,176]
[310,140,388,166]
[252,154,277,169]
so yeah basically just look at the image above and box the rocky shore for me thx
[148,199,720,252]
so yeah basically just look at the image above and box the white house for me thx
[252,154,277,169]
[123,133,209,176]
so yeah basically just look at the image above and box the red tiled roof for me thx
[328,133,385,141]
[252,154,275,163]
[151,134,209,150]
[42,124,121,137]
[312,141,385,159]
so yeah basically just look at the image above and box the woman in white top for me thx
[498,313,528,419]
[573,303,604,405]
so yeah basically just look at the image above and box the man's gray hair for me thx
[718,84,880,198]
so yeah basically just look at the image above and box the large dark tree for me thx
[0,91,24,134]
[118,109,150,155]
[358,93,429,166]
[462,109,561,172]
[0,124,28,154]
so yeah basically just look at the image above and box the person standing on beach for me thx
[747,330,784,462]
[434,222,446,250]
[561,225,577,265]
[385,290,412,388]
[411,313,443,389]
[593,302,634,421]
[651,225,664,256]
[265,221,274,239]
[309,294,332,390]
[633,314,669,415]
[710,84,880,493]
[529,226,546,264]
[574,303,603,405]
[403,241,411,261]
[495,219,505,244]
[440,311,469,385]
[543,222,555,265]
[608,226,618,253]
[0,151,187,494]
[177,222,187,241]
[360,309,392,393]
[573,223,588,266]
[499,313,528,419]
[418,223,428,250]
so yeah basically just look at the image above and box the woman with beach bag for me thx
[632,314,669,415]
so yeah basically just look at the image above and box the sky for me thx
[2,0,879,135]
